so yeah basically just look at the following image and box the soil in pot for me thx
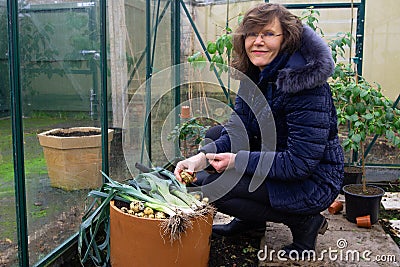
[46,129,101,137]
[344,184,383,195]
[342,184,385,224]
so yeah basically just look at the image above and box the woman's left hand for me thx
[205,153,236,173]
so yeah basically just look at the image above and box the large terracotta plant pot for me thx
[110,201,213,267]
[38,127,114,190]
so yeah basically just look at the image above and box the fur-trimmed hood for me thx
[277,25,334,94]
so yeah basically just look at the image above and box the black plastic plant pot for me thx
[342,184,385,224]
[340,166,363,194]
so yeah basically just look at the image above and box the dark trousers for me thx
[196,125,308,224]
[194,170,298,223]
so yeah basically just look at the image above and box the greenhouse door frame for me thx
[10,1,398,267]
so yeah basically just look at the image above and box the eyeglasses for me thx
[245,31,283,42]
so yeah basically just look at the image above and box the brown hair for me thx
[231,3,303,75]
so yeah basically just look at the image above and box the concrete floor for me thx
[213,194,400,267]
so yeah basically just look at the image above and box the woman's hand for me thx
[174,152,207,183]
[206,153,236,173]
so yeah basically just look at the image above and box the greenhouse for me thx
[1,0,399,266]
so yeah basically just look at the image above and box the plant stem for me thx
[183,138,187,158]
[361,140,367,192]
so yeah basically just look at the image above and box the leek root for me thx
[103,169,215,243]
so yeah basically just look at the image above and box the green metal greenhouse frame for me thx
[7,0,397,266]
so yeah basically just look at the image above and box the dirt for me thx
[380,211,400,248]
[338,129,400,165]
[47,130,101,137]
[209,234,261,267]
[0,202,84,266]
[344,166,362,174]
[344,184,385,196]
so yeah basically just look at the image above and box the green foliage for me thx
[30,208,47,218]
[2,4,97,111]
[64,12,96,69]
[0,8,7,57]
[168,118,210,145]
[328,32,353,64]
[188,27,233,76]
[187,51,207,70]
[332,76,400,154]
[18,11,61,104]
[168,118,212,158]
[300,6,324,36]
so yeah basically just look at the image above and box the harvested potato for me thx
[181,171,196,184]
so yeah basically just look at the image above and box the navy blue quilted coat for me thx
[201,26,344,214]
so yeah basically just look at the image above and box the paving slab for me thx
[212,195,400,267]
[382,192,400,210]
[389,220,400,238]
[259,197,400,267]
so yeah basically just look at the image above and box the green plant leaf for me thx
[362,113,374,120]
[386,129,395,140]
[207,41,217,54]
[351,133,361,143]
[348,114,359,122]
[216,36,225,55]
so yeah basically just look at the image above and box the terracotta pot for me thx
[110,201,213,267]
[38,127,114,190]
[328,200,343,214]
[181,105,191,119]
[356,215,371,228]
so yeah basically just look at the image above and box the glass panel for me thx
[364,139,400,165]
[119,0,174,178]
[0,1,18,265]
[109,0,151,180]
[16,0,103,264]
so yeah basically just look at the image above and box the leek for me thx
[136,173,192,209]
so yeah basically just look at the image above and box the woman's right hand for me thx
[174,152,207,183]
[205,152,236,173]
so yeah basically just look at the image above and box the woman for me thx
[174,3,344,255]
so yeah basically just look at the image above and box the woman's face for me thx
[245,17,284,71]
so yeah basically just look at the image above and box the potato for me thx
[181,171,196,184]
